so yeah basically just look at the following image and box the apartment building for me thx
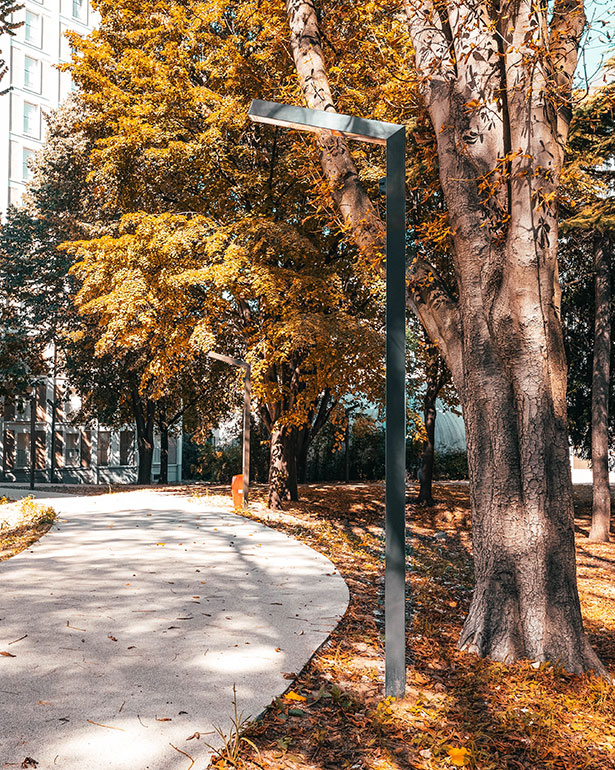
[0,0,98,215]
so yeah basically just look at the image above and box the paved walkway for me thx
[0,488,349,769]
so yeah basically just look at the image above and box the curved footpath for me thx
[0,488,349,769]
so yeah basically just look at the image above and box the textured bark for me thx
[285,0,464,390]
[268,425,298,509]
[589,234,612,542]
[285,0,605,672]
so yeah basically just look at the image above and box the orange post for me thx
[231,474,243,508]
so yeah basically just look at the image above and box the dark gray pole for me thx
[247,100,407,697]
[29,385,36,491]
[385,128,406,697]
[242,365,251,507]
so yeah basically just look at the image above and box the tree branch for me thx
[408,256,463,392]
[285,0,462,368]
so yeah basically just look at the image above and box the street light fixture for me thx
[248,99,407,698]
[207,351,251,508]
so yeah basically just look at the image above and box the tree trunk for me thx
[131,384,155,485]
[344,419,351,483]
[268,425,298,509]
[296,426,310,484]
[417,396,436,506]
[589,234,612,542]
[457,336,603,672]
[159,401,169,485]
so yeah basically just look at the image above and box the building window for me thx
[22,149,34,181]
[97,430,110,466]
[24,56,40,92]
[65,432,80,467]
[16,432,29,468]
[72,0,86,21]
[23,102,39,138]
[25,11,41,47]
[3,399,16,421]
[119,429,135,466]
[8,186,24,207]
[168,436,178,465]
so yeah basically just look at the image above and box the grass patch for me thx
[183,481,615,770]
[0,496,57,561]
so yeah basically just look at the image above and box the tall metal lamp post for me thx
[248,100,407,698]
[207,351,251,507]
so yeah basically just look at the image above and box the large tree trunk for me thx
[131,384,155,485]
[589,234,612,542]
[457,313,602,671]
[284,0,604,672]
[268,425,298,509]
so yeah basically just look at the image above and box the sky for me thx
[577,0,615,84]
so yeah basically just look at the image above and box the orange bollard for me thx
[231,474,243,508]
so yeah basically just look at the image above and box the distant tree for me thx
[562,66,615,541]
[0,98,235,483]
[63,0,385,508]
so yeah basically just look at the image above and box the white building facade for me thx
[0,382,183,484]
[0,0,97,215]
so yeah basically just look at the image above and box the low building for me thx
[0,382,182,484]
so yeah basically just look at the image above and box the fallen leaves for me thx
[447,746,469,766]
[0,498,56,561]
[193,481,615,770]
[1,650,16,657]
[283,691,306,702]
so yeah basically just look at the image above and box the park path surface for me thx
[0,488,349,770]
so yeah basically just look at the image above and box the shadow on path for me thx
[0,489,348,770]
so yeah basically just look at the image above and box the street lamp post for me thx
[207,351,251,507]
[248,100,407,698]
[29,384,37,491]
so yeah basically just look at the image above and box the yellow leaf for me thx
[447,746,468,766]
[284,690,306,702]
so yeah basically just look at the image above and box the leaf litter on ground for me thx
[181,481,615,770]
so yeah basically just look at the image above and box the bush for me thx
[18,496,57,526]
[306,417,422,482]
[433,450,468,480]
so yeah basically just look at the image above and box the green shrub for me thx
[433,450,468,480]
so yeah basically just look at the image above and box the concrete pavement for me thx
[0,488,349,769]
